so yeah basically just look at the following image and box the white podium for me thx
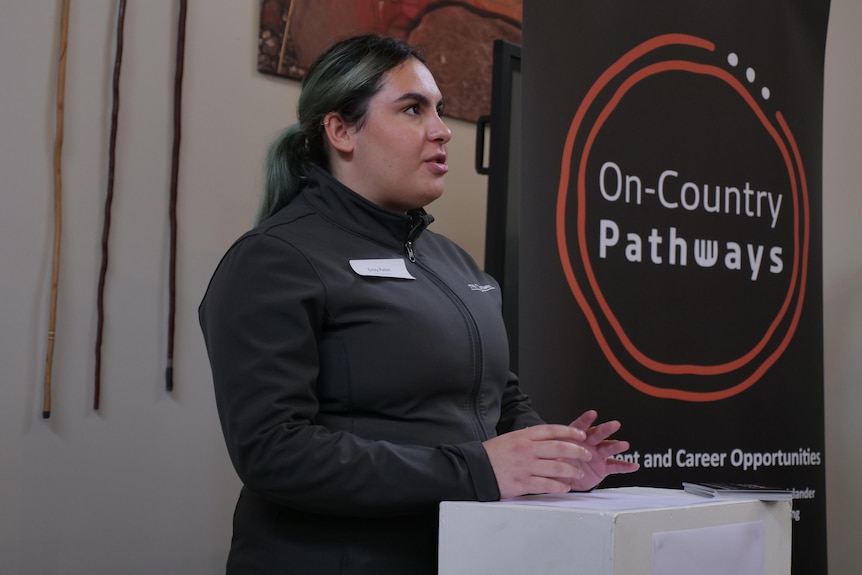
[438,487,792,575]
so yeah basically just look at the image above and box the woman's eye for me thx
[406,104,421,115]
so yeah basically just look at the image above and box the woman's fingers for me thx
[524,423,587,442]
[533,440,592,462]
[484,425,592,499]
[568,409,598,431]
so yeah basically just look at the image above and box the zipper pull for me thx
[405,241,416,263]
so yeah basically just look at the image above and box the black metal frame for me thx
[476,39,522,371]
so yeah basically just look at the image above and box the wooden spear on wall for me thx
[94,0,127,411]
[166,0,187,392]
[43,0,71,419]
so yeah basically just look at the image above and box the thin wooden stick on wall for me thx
[43,0,71,419]
[95,0,127,411]
[166,0,187,392]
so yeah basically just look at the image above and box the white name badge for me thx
[349,258,416,280]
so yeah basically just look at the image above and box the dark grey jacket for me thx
[199,166,543,574]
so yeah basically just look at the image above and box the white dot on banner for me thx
[726,51,773,105]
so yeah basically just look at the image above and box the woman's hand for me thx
[483,412,639,499]
[563,409,640,492]
[482,424,593,499]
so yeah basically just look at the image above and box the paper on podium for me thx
[654,520,765,575]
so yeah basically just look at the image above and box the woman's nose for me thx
[429,115,452,143]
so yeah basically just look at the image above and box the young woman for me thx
[199,34,638,575]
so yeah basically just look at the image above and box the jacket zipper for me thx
[404,212,424,263]
[406,249,488,442]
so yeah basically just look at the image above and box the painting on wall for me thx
[258,0,523,123]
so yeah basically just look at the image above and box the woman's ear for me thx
[322,113,354,154]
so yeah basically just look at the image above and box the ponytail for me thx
[255,125,306,224]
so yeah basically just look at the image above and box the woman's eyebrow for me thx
[394,92,444,109]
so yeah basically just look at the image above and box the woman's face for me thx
[334,58,452,212]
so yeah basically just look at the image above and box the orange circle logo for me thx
[556,34,809,401]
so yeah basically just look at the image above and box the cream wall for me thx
[822,0,862,573]
[0,1,857,574]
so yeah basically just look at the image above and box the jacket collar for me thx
[300,164,434,250]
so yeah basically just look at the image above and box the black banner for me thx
[520,2,829,573]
